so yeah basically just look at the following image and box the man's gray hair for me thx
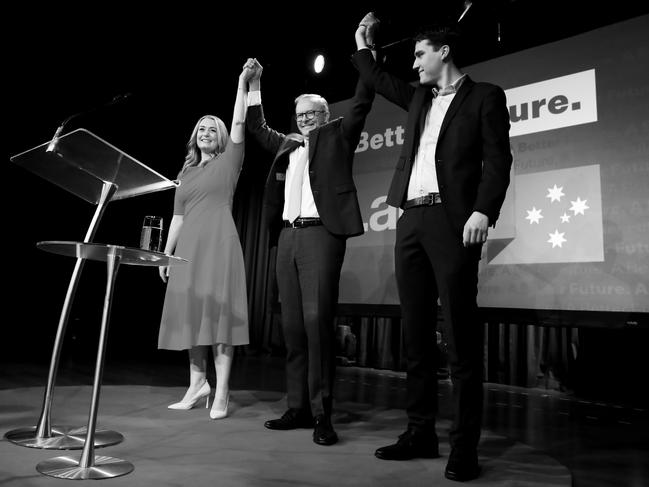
[294,93,330,119]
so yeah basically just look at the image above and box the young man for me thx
[353,14,512,482]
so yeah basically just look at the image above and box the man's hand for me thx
[355,24,368,49]
[240,58,255,83]
[356,12,379,49]
[462,211,489,247]
[248,58,263,81]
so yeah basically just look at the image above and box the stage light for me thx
[314,54,325,74]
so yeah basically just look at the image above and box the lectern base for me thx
[37,455,134,480]
[5,426,123,450]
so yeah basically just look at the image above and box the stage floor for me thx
[0,355,647,486]
[2,385,570,486]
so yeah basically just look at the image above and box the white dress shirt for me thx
[248,91,320,220]
[407,74,467,200]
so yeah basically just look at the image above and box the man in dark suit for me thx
[245,59,374,446]
[353,14,512,482]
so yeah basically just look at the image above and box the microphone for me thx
[45,92,133,153]
[45,123,67,153]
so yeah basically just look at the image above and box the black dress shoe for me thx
[313,415,338,446]
[444,449,481,482]
[264,409,313,430]
[375,429,439,460]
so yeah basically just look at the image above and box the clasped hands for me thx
[240,58,263,83]
[355,11,380,50]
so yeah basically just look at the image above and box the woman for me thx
[158,60,254,420]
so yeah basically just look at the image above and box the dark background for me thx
[5,2,648,402]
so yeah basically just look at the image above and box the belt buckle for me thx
[425,193,440,205]
[417,194,433,206]
[290,218,311,228]
[296,218,319,228]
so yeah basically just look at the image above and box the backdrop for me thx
[332,16,648,313]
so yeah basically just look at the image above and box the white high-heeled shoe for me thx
[209,394,229,420]
[168,381,211,410]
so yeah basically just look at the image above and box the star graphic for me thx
[546,184,565,203]
[547,229,567,248]
[570,197,589,215]
[525,207,544,224]
[560,213,571,223]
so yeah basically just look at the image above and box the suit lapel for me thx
[403,87,430,163]
[418,91,433,135]
[438,77,474,143]
[271,133,303,172]
[281,130,319,166]
[276,133,304,161]
[307,128,319,161]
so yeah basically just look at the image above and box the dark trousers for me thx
[276,225,346,417]
[395,205,484,452]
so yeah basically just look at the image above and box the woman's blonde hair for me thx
[178,115,228,177]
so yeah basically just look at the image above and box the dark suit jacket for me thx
[247,77,374,245]
[352,49,512,236]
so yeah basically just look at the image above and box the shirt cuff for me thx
[247,91,261,106]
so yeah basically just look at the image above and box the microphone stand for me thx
[45,93,132,154]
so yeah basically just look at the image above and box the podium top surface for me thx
[11,128,178,204]
[37,241,188,267]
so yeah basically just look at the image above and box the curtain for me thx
[484,322,578,389]
[232,148,276,354]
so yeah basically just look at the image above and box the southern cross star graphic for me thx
[488,165,603,265]
[546,184,565,203]
[547,229,567,248]
[526,189,591,248]
[570,197,589,215]
[525,207,543,224]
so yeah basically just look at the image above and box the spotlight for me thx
[313,54,325,74]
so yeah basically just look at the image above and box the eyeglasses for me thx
[295,110,325,121]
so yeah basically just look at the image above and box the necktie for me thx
[286,138,308,223]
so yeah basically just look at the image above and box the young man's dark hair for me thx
[414,25,463,65]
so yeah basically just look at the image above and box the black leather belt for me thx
[283,217,323,228]
[403,193,442,209]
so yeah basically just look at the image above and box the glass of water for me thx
[140,216,163,252]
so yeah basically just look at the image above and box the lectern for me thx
[6,129,178,450]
